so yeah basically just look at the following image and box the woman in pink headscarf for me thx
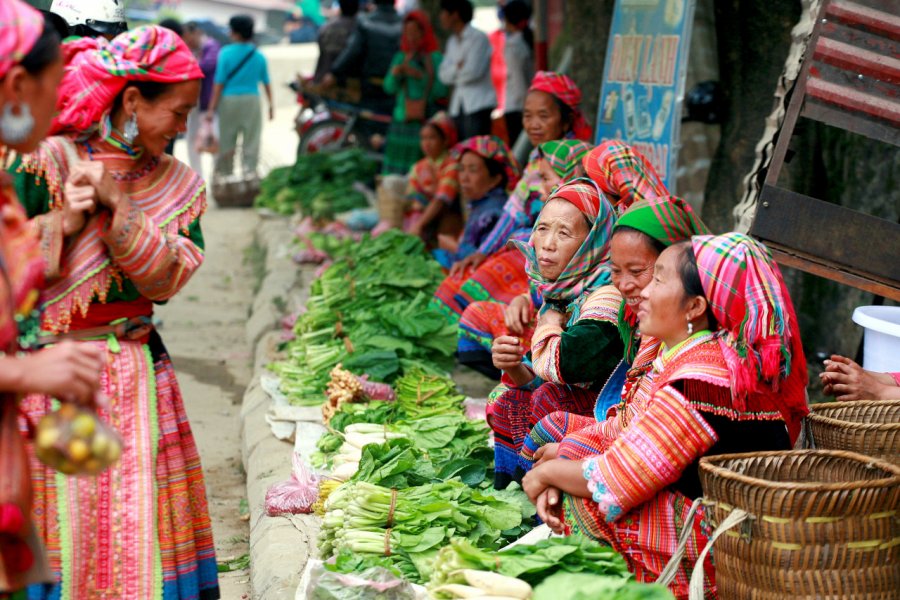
[12,25,220,600]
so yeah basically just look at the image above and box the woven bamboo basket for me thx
[808,400,900,465]
[698,450,900,599]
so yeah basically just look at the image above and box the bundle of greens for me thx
[255,149,378,218]
[320,480,533,583]
[533,572,674,600]
[270,232,456,405]
[394,369,467,419]
[429,537,632,588]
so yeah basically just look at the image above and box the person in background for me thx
[432,136,520,269]
[313,0,359,82]
[327,0,402,116]
[382,10,447,175]
[0,4,105,596]
[49,0,127,40]
[438,0,497,140]
[821,355,900,401]
[286,0,326,43]
[182,21,221,176]
[206,14,274,180]
[405,112,461,243]
[501,0,533,145]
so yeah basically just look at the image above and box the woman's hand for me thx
[4,341,104,404]
[820,354,899,401]
[536,487,565,534]
[534,442,559,466]
[491,335,525,371]
[504,293,533,335]
[449,251,486,277]
[537,308,567,329]
[522,460,553,503]
[62,179,98,236]
[67,163,126,213]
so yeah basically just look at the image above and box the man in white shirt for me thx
[438,0,497,141]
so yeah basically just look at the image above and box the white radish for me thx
[330,461,358,481]
[431,583,485,598]
[459,570,532,599]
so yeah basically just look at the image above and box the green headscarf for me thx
[537,140,594,182]
[613,195,710,361]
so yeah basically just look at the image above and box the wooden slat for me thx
[813,37,900,84]
[806,77,900,125]
[803,99,900,146]
[767,246,900,302]
[751,185,900,282]
[826,0,900,38]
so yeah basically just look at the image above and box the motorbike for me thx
[290,77,392,158]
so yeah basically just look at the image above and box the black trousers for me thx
[454,107,493,142]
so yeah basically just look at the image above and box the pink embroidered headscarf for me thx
[0,0,44,81]
[51,25,203,134]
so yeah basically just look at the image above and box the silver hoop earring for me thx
[1,102,34,144]
[687,321,694,336]
[123,112,139,144]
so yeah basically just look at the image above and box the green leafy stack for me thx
[270,232,456,405]
[255,149,378,218]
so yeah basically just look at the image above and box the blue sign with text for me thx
[595,0,696,192]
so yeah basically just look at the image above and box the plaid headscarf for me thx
[583,140,668,213]
[0,0,43,81]
[538,140,593,182]
[692,232,809,442]
[51,25,203,134]
[511,178,616,317]
[427,111,458,148]
[401,10,439,53]
[613,196,710,360]
[529,71,592,141]
[452,135,521,193]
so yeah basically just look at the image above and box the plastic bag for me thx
[195,115,219,155]
[306,563,419,600]
[264,452,319,516]
[33,403,123,476]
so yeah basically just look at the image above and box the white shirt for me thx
[438,24,497,116]
[504,30,533,112]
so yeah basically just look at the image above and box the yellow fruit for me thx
[36,425,61,449]
[67,438,90,463]
[71,413,96,438]
[105,439,122,463]
[91,433,110,456]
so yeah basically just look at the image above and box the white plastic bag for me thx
[195,115,219,155]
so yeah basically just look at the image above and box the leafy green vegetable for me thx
[533,572,674,600]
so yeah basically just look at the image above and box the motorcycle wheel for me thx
[297,118,355,155]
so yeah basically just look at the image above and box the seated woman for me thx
[520,195,710,468]
[487,180,623,488]
[820,354,900,401]
[457,139,592,374]
[432,136,520,269]
[522,233,809,599]
[430,71,592,324]
[404,112,462,243]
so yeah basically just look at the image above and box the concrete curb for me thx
[240,216,320,600]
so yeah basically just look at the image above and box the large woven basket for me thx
[699,450,900,599]
[808,400,900,464]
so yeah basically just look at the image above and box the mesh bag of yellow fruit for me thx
[34,403,122,476]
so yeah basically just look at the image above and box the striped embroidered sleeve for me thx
[434,158,459,205]
[28,212,64,281]
[581,384,718,522]
[100,198,204,302]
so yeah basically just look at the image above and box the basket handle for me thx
[656,498,707,587]
[688,507,751,600]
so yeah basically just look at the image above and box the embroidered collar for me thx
[656,330,715,371]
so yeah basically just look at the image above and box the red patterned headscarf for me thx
[452,135,521,193]
[528,71,592,141]
[0,0,43,81]
[426,111,457,148]
[583,140,668,214]
[401,10,439,54]
[692,232,809,443]
[51,25,203,135]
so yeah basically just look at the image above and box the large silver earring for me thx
[1,102,34,144]
[687,320,694,336]
[123,112,139,144]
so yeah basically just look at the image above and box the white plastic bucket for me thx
[852,306,900,373]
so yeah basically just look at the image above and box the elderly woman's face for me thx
[610,230,659,316]
[523,90,565,147]
[133,79,201,157]
[532,198,589,281]
[638,244,691,344]
[0,53,64,153]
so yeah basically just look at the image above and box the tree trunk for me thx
[702,0,801,232]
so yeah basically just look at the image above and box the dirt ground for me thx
[155,207,261,600]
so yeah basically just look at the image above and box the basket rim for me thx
[808,399,900,431]
[810,398,900,414]
[699,449,900,491]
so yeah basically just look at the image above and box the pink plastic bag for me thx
[195,115,219,155]
[265,453,319,516]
